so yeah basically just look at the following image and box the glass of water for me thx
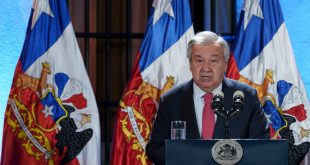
[171,121,186,140]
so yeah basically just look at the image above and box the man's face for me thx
[189,43,227,93]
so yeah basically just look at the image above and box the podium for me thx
[166,139,288,165]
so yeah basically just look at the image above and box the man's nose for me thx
[202,60,211,71]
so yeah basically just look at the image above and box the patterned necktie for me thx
[201,93,215,139]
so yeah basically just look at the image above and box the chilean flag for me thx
[227,0,310,164]
[110,0,194,164]
[1,0,100,164]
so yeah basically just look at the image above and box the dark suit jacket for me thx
[145,78,270,165]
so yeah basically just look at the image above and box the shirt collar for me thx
[193,82,222,99]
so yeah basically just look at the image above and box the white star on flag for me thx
[42,104,54,118]
[242,0,264,30]
[152,0,175,25]
[31,0,54,29]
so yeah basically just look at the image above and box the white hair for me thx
[187,31,230,62]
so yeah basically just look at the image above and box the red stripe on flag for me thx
[226,53,240,80]
[63,93,87,109]
[284,104,307,122]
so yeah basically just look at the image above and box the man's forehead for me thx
[192,53,221,58]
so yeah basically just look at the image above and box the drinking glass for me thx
[171,121,186,140]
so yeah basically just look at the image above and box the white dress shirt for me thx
[193,83,222,136]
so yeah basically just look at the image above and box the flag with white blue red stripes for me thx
[227,0,310,164]
[110,0,194,164]
[1,0,101,164]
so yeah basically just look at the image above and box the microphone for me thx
[229,90,244,119]
[212,91,226,119]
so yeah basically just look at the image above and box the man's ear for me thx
[189,60,193,72]
[224,61,228,72]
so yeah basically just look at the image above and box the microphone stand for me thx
[212,92,244,139]
[226,108,243,138]
[214,107,242,139]
[213,108,230,139]
[224,113,230,139]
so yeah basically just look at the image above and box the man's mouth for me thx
[200,74,212,82]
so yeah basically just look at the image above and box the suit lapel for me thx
[213,78,234,138]
[180,81,200,139]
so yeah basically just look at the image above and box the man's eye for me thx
[211,59,218,63]
[196,59,203,64]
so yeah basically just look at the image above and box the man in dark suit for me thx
[145,31,270,165]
